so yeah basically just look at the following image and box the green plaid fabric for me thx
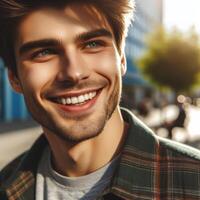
[1,108,200,200]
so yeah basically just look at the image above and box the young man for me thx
[0,0,200,199]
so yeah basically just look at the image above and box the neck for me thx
[44,106,127,177]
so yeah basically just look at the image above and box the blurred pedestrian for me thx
[137,98,151,117]
[164,97,187,139]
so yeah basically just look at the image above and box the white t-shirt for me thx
[36,147,120,200]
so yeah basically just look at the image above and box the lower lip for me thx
[56,91,101,114]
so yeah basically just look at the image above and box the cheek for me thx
[18,63,56,92]
[85,50,121,78]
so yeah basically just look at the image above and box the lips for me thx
[48,89,102,113]
[56,91,97,105]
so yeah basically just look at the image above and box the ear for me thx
[120,54,127,76]
[8,70,22,93]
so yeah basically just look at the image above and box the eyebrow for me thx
[75,28,112,42]
[18,28,113,56]
[18,39,61,56]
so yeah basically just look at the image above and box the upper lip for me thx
[46,87,102,99]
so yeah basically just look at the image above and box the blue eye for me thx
[85,41,99,48]
[37,49,52,57]
[32,48,57,60]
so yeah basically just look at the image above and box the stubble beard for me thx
[26,76,121,143]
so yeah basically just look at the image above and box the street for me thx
[0,126,41,170]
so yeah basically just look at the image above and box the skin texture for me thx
[9,4,127,176]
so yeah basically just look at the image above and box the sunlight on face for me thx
[13,4,124,143]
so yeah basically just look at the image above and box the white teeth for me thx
[71,97,78,104]
[89,92,93,99]
[78,95,85,103]
[61,98,66,105]
[66,98,71,104]
[89,92,96,99]
[57,91,97,105]
[84,94,89,100]
[92,92,96,98]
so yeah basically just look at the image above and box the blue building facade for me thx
[0,59,29,122]
[122,0,163,107]
[124,0,163,85]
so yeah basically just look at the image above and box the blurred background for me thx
[1,0,200,169]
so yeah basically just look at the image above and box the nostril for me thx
[56,54,91,82]
[56,67,90,83]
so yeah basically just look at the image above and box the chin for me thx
[51,119,107,143]
[43,108,108,143]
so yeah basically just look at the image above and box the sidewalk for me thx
[0,119,39,134]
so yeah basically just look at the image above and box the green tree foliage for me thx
[138,27,200,93]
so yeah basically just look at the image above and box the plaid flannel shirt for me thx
[1,108,200,200]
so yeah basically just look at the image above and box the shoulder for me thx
[0,153,26,187]
[120,108,200,200]
[121,107,200,162]
[158,136,200,162]
[156,137,200,196]
[0,134,47,188]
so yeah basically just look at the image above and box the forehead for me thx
[15,4,113,45]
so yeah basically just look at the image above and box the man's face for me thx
[12,4,126,142]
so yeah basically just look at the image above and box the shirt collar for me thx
[109,108,160,199]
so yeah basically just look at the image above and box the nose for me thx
[56,51,90,84]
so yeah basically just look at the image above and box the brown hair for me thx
[0,0,135,75]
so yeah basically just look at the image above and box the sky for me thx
[163,0,200,33]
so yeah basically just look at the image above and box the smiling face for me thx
[10,4,126,142]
